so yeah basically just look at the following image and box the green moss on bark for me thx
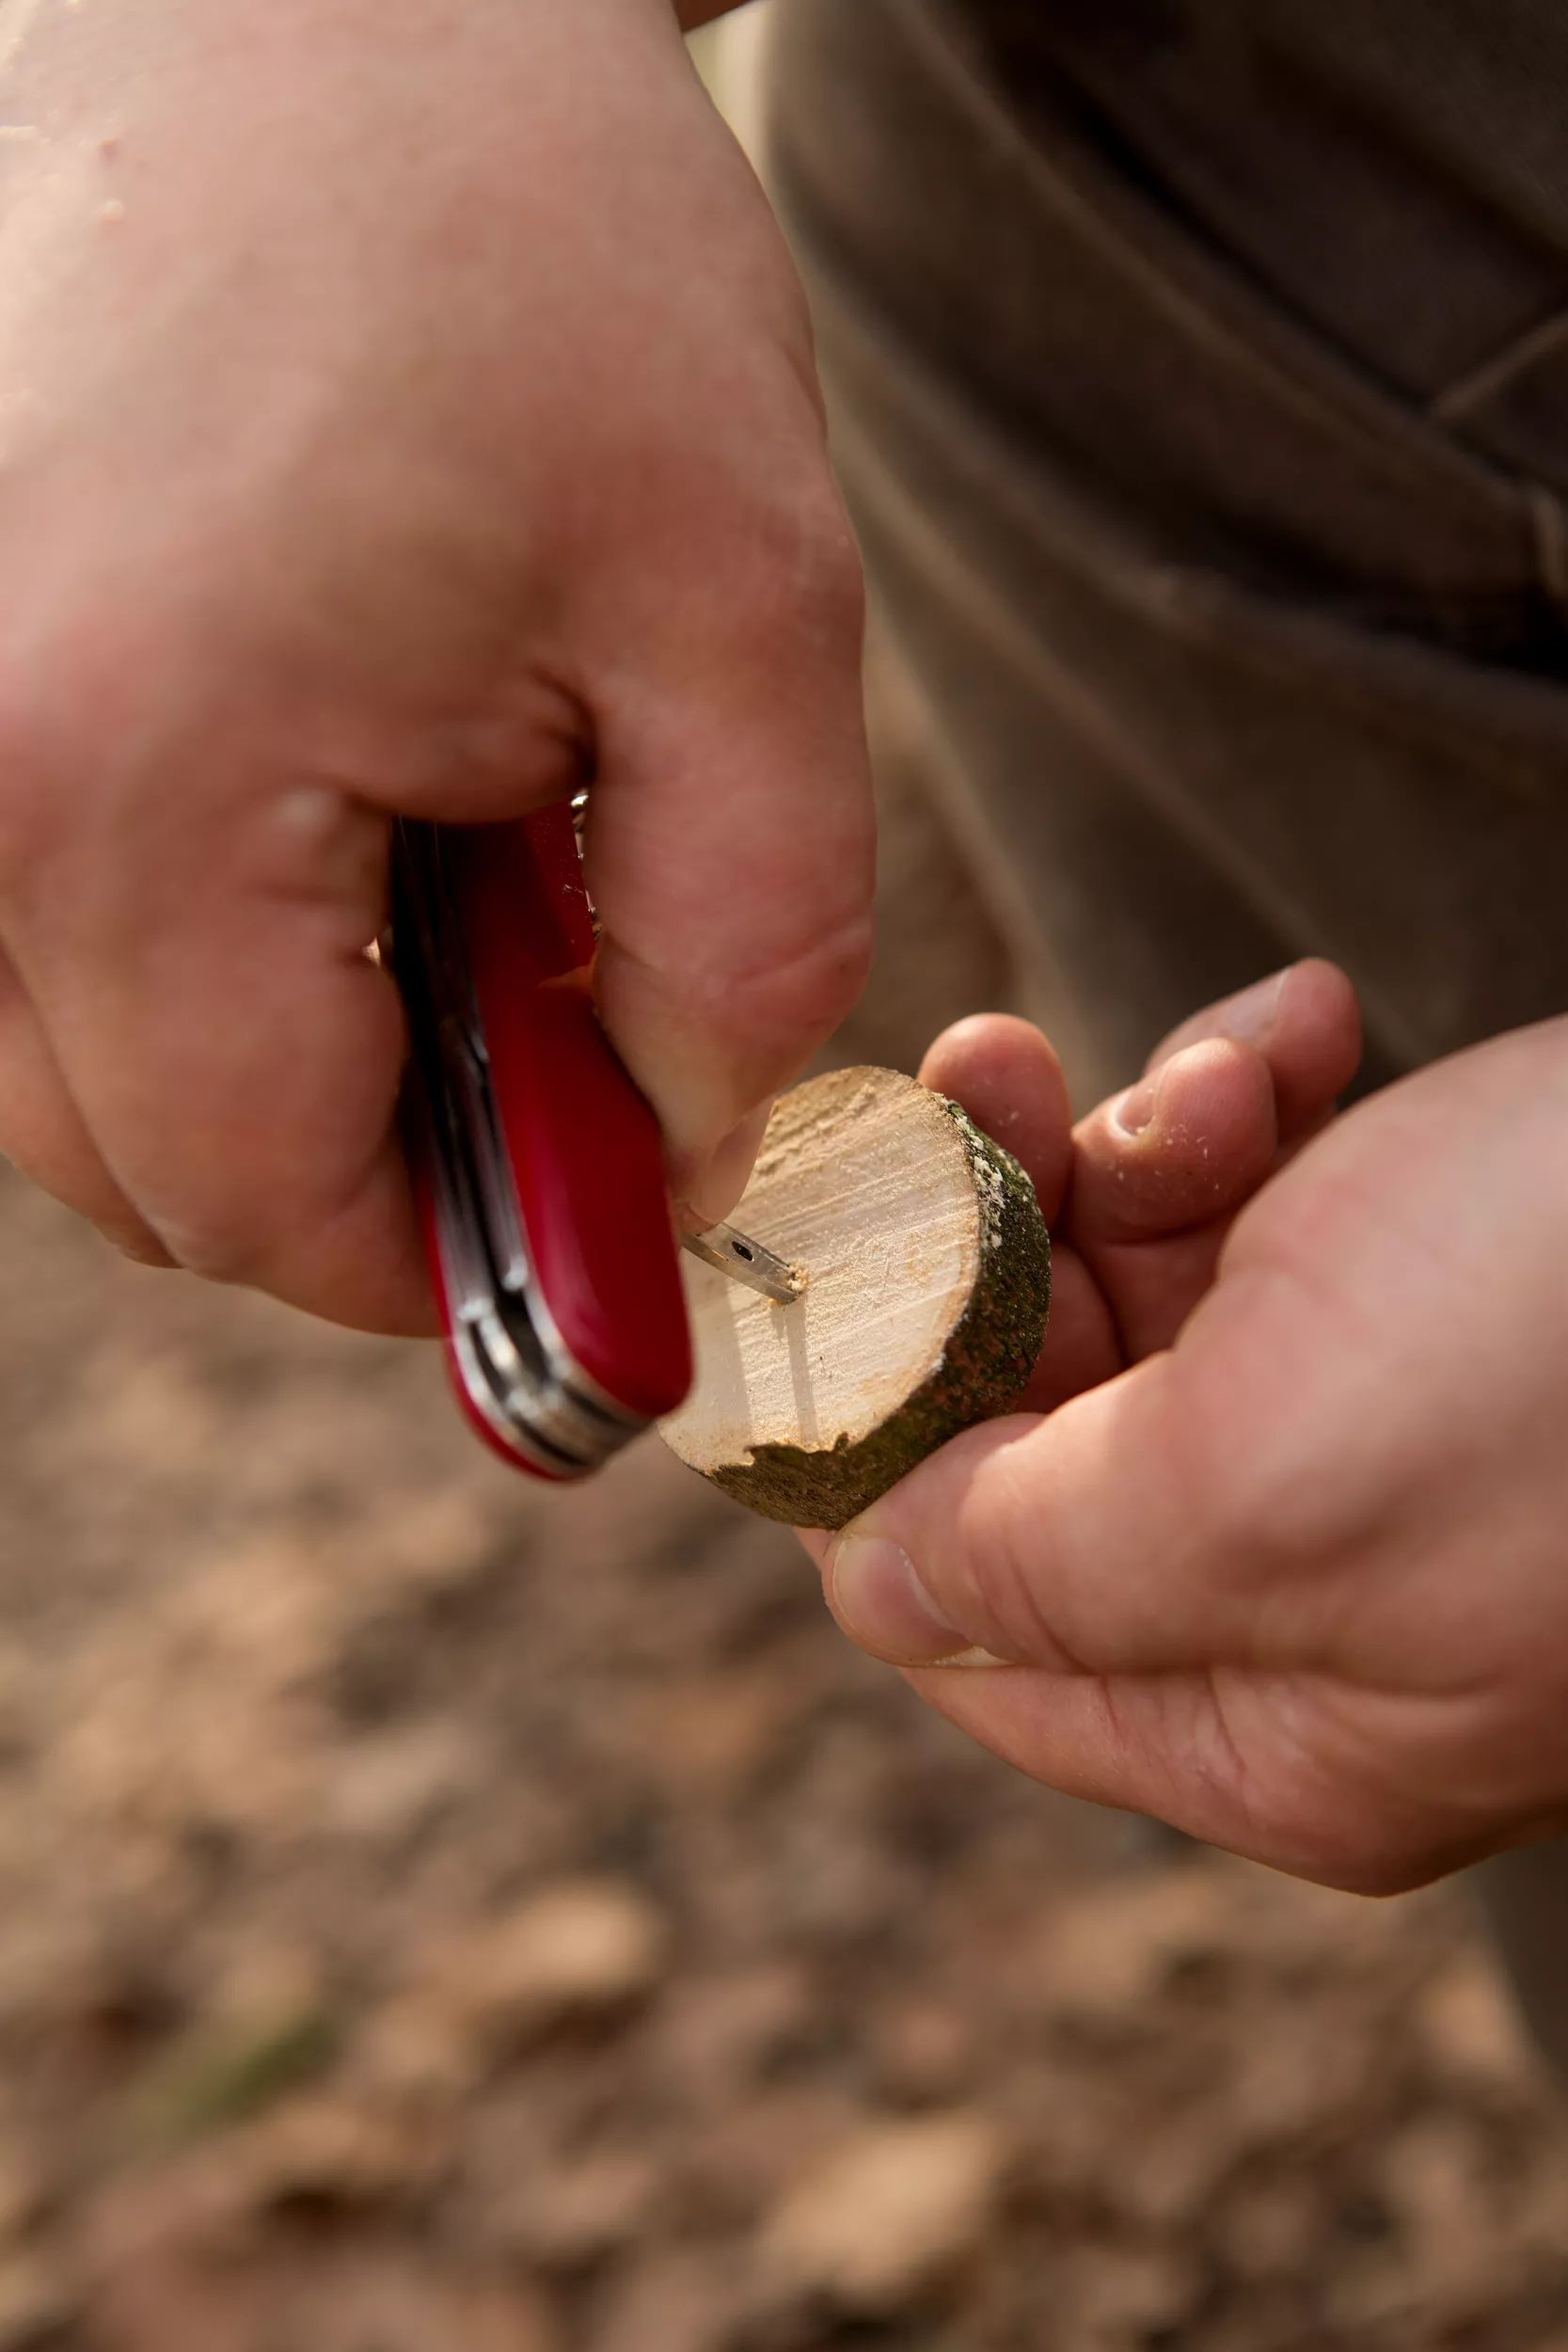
[706,1099,1050,1531]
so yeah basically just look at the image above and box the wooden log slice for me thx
[659,1067,1051,1529]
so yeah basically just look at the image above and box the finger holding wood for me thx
[659,1067,1051,1529]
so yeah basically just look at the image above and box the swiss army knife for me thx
[388,803,798,1480]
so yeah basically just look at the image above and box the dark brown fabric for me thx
[970,1,1568,420]
[768,0,1568,1098]
[766,0,1568,2072]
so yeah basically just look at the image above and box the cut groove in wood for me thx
[659,1067,1051,1529]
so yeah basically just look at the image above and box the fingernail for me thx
[1114,1078,1157,1136]
[1218,967,1290,1044]
[826,1534,973,1665]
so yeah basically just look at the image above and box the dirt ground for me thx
[1,712,1567,2351]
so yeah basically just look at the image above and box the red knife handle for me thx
[451,806,692,1422]
[396,803,693,1476]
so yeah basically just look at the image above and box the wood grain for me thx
[660,1068,1050,1528]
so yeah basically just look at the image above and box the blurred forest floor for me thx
[0,644,1567,2352]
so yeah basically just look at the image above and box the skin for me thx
[0,0,872,1332]
[806,964,1568,1895]
[6,0,1566,1899]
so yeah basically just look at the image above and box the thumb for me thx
[818,1343,1263,1677]
[808,1290,1434,1884]
[806,1348,1287,1864]
[583,489,877,1219]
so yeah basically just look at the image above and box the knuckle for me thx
[112,1227,179,1273]
[1177,1387,1316,1593]
[1196,1463,1289,1587]
[1280,1827,1433,1899]
[151,1201,279,1291]
[1182,1267,1397,1588]
[159,1228,250,1289]
[795,495,866,639]
[719,909,875,1050]
[1197,1435,1376,1610]
[729,473,865,648]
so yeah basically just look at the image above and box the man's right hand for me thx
[0,0,872,1332]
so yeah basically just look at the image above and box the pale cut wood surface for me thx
[662,1068,987,1482]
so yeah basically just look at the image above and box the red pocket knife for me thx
[388,803,798,1481]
